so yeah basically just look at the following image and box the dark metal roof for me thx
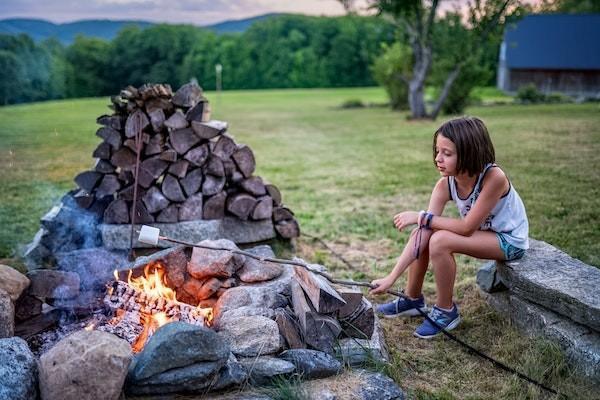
[504,14,600,70]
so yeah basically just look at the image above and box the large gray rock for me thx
[278,349,341,379]
[129,321,229,381]
[481,290,600,380]
[0,289,14,338]
[27,269,80,299]
[55,248,128,289]
[476,260,507,293]
[100,217,276,249]
[214,306,276,329]
[38,330,132,400]
[356,369,405,400]
[0,337,38,400]
[210,353,249,391]
[238,355,296,385]
[127,360,223,395]
[218,315,282,357]
[0,264,30,302]
[495,239,600,332]
[237,257,282,283]
[214,286,287,317]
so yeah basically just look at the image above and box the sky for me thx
[0,0,482,26]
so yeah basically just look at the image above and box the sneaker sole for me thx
[381,306,428,319]
[413,316,461,339]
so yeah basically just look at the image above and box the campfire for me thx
[102,262,213,352]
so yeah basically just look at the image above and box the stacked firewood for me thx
[73,82,299,238]
[279,266,375,353]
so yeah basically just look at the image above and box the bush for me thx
[340,99,366,108]
[371,42,411,110]
[516,83,546,103]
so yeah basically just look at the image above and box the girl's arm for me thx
[370,178,449,294]
[429,168,507,236]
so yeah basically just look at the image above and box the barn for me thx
[497,14,600,96]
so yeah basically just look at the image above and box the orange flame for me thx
[128,262,177,301]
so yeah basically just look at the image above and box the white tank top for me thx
[448,163,529,249]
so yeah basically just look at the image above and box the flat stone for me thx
[356,369,405,400]
[127,360,223,395]
[38,330,132,400]
[495,239,600,332]
[214,306,276,330]
[55,248,128,290]
[476,260,507,293]
[213,286,288,317]
[0,337,38,400]
[188,239,244,280]
[27,269,80,299]
[481,290,600,380]
[278,349,342,379]
[100,217,276,249]
[335,315,389,367]
[238,355,295,385]
[130,321,229,381]
[218,315,282,357]
[0,264,30,302]
[237,257,282,283]
[0,289,15,338]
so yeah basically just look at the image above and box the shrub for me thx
[371,42,411,110]
[516,83,546,103]
[340,99,366,109]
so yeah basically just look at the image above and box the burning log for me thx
[104,281,209,327]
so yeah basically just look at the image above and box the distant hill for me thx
[0,14,283,44]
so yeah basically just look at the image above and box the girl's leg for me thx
[428,230,504,309]
[405,245,429,299]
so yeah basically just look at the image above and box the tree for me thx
[538,0,600,13]
[343,0,520,119]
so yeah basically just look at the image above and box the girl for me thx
[370,116,528,339]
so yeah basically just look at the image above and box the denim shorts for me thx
[496,233,526,261]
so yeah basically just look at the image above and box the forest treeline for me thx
[0,14,501,105]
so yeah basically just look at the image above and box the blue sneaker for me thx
[414,304,460,339]
[375,295,427,318]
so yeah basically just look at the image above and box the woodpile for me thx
[281,266,375,353]
[73,82,299,239]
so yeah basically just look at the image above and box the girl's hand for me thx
[369,275,395,295]
[393,211,420,231]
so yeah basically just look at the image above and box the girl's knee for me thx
[429,230,453,256]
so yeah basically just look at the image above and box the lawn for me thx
[0,87,599,398]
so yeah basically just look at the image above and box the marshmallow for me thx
[138,225,160,245]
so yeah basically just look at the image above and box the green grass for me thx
[1,87,599,398]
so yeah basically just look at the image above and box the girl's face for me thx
[434,134,458,176]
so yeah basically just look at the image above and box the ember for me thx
[103,261,213,351]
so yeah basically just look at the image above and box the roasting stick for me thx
[137,226,379,294]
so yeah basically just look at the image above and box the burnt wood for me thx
[293,266,346,314]
[180,168,203,196]
[162,174,186,202]
[96,126,122,149]
[14,309,63,340]
[232,145,256,178]
[203,191,227,220]
[179,193,203,221]
[226,193,257,220]
[74,170,102,193]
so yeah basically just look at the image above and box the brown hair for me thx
[433,116,495,176]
